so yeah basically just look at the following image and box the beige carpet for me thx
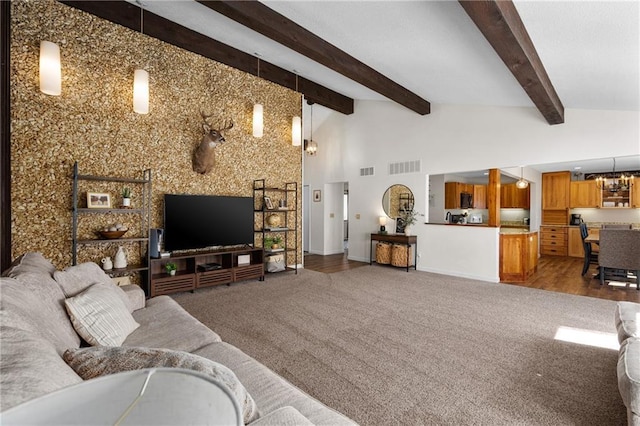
[171,266,626,425]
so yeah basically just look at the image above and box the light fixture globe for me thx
[516,166,529,189]
[253,104,264,137]
[133,69,149,114]
[39,41,61,96]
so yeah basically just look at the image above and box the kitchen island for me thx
[499,229,538,283]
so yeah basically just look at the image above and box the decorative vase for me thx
[101,257,113,271]
[404,225,412,235]
[266,214,281,228]
[114,246,127,269]
[122,198,131,207]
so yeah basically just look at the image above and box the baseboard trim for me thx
[420,266,499,283]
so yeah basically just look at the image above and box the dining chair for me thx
[580,223,598,276]
[602,224,633,229]
[599,229,640,289]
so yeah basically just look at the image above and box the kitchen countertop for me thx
[499,228,535,235]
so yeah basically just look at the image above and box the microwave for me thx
[460,192,473,209]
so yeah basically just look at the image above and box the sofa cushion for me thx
[615,302,640,344]
[0,275,80,353]
[1,277,83,411]
[65,282,140,346]
[1,252,56,278]
[193,342,355,426]
[54,262,136,313]
[120,284,146,311]
[618,337,640,421]
[125,296,221,352]
[248,406,314,426]
[63,346,259,424]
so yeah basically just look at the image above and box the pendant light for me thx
[516,166,529,189]
[39,40,62,96]
[133,2,149,114]
[253,57,264,137]
[305,102,317,156]
[291,75,302,146]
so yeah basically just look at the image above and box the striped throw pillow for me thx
[65,282,139,346]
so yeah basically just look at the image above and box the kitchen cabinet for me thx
[500,231,538,283]
[500,183,530,209]
[633,179,640,208]
[568,226,600,258]
[445,182,474,209]
[540,225,568,256]
[601,184,631,208]
[473,185,487,209]
[570,180,600,208]
[542,171,571,209]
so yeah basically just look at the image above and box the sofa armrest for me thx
[120,284,146,311]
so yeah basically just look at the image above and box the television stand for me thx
[149,247,264,297]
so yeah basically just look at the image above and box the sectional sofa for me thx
[0,252,356,425]
[615,301,640,425]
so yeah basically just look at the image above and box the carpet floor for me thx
[171,266,626,425]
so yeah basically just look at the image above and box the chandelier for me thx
[596,158,629,193]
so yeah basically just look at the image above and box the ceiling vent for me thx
[360,166,374,177]
[389,160,421,175]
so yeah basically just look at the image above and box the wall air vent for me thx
[360,167,374,177]
[389,160,421,175]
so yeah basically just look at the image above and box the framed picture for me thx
[313,190,321,202]
[263,196,274,210]
[87,192,111,209]
[395,217,406,234]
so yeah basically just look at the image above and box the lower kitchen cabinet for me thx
[500,232,538,283]
[540,225,568,256]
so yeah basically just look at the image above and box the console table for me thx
[370,233,417,272]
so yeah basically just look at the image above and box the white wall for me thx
[303,100,639,280]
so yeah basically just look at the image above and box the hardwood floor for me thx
[304,252,640,303]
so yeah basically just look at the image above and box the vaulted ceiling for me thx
[64,1,639,124]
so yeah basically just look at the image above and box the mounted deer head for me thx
[192,111,234,174]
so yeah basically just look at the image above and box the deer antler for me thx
[219,120,234,132]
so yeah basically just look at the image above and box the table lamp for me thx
[379,216,387,234]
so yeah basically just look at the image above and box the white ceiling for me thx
[133,1,639,175]
[137,0,640,111]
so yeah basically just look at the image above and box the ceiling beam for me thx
[59,1,354,115]
[198,0,431,115]
[459,0,564,125]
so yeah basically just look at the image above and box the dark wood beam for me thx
[198,1,431,115]
[1,0,11,270]
[459,0,564,125]
[59,1,354,115]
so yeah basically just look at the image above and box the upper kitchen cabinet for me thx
[445,182,474,209]
[473,185,487,209]
[570,180,600,208]
[542,171,570,225]
[501,183,530,209]
[542,171,571,209]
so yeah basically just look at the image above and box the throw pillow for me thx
[54,262,135,312]
[1,252,57,278]
[64,282,140,347]
[63,347,259,424]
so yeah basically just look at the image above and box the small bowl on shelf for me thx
[97,230,127,239]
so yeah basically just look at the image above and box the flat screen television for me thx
[163,194,254,252]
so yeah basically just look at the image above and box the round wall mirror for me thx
[382,184,414,219]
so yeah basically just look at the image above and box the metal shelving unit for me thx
[253,179,298,274]
[72,162,152,294]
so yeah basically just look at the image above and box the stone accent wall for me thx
[10,0,302,268]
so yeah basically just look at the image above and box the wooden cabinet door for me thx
[501,183,530,208]
[445,182,459,209]
[632,179,640,208]
[473,185,487,209]
[570,180,600,208]
[527,232,538,274]
[542,171,571,209]
[567,227,584,257]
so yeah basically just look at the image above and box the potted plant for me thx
[165,262,177,276]
[399,209,419,235]
[121,187,132,207]
[271,236,283,250]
